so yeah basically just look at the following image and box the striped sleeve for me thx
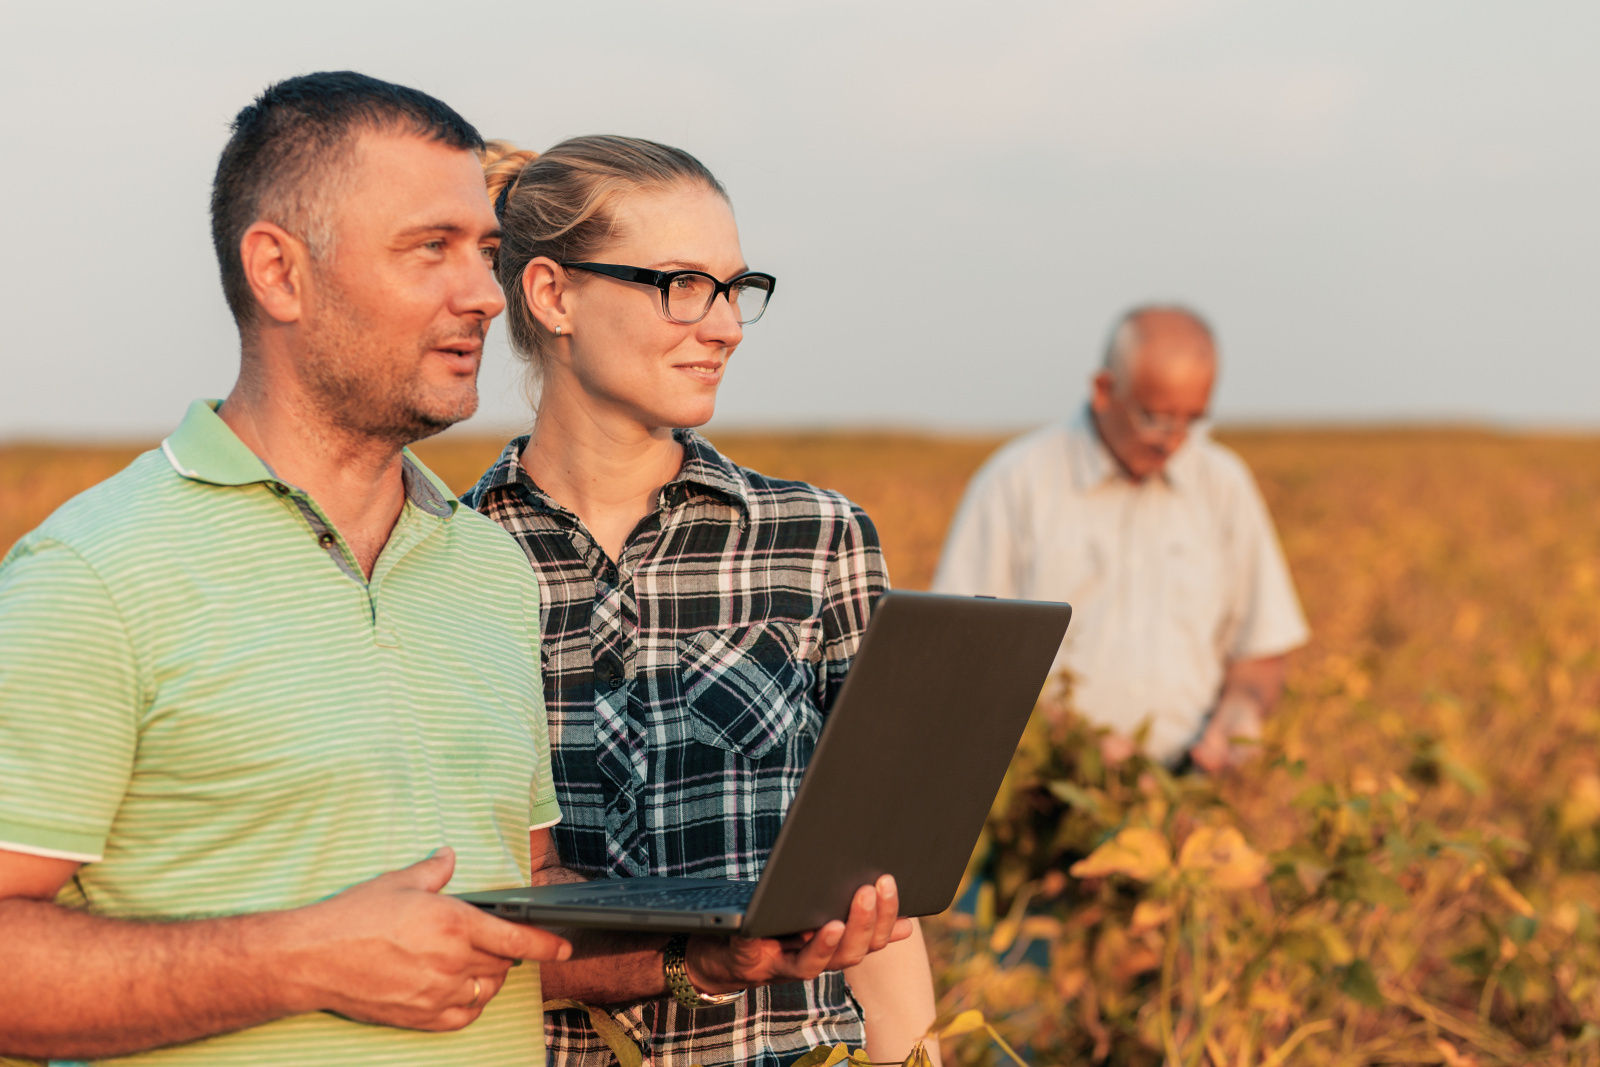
[0,538,142,861]
[522,578,562,832]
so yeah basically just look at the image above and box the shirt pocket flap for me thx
[680,620,810,760]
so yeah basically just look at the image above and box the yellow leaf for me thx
[1317,924,1354,966]
[1176,826,1269,890]
[1487,874,1535,918]
[542,999,643,1067]
[787,1044,853,1067]
[1069,827,1172,882]
[1128,900,1174,935]
[1558,773,1600,834]
[1385,772,1419,805]
[939,1009,989,1039]
[1248,983,1293,1017]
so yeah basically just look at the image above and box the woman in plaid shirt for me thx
[463,136,941,1066]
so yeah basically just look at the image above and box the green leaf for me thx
[1276,929,1329,965]
[1443,759,1486,796]
[1046,779,1102,814]
[1451,946,1493,979]
[1330,857,1408,907]
[1338,960,1384,1007]
[1507,913,1539,945]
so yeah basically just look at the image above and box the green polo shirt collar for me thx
[160,399,457,518]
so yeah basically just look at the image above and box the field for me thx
[4,428,1599,1064]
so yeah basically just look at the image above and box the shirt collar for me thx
[160,399,457,518]
[463,428,751,517]
[669,428,750,515]
[1067,403,1200,491]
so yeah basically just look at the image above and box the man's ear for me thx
[521,256,569,333]
[1090,370,1116,413]
[239,222,309,324]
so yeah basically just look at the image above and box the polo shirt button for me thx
[269,482,288,495]
[316,532,337,548]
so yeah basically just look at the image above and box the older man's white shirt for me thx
[932,409,1309,766]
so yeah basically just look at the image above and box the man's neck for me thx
[219,381,408,579]
[1087,407,1142,483]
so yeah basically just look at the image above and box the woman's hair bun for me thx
[481,139,540,205]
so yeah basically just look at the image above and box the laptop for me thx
[458,590,1072,939]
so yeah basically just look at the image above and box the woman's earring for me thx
[554,325,563,336]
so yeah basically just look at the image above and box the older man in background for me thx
[933,305,1308,771]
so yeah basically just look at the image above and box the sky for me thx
[3,0,1598,440]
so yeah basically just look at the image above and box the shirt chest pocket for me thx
[680,620,819,760]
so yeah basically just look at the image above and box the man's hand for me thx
[287,847,571,1031]
[1189,653,1289,774]
[1189,695,1263,773]
[684,874,911,995]
[0,845,571,1059]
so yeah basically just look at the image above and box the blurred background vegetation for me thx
[5,427,1599,1065]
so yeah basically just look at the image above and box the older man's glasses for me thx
[562,262,776,325]
[1125,397,1207,439]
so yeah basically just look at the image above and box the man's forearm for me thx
[0,897,311,1059]
[538,930,674,1003]
[1220,653,1288,713]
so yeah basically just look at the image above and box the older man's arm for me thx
[0,846,570,1060]
[1189,653,1290,773]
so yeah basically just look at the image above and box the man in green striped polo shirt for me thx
[0,72,571,1064]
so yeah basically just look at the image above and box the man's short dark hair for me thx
[210,71,484,327]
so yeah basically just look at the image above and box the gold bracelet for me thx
[662,934,744,1010]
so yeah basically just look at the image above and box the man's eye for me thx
[480,246,500,268]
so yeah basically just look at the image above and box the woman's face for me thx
[549,182,748,434]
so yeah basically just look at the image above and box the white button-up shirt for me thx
[932,408,1309,765]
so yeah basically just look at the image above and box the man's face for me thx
[1091,329,1216,481]
[298,131,505,445]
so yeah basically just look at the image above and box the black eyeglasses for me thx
[561,262,776,325]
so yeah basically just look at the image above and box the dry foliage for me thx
[4,427,1599,1065]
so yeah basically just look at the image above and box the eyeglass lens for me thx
[664,273,773,325]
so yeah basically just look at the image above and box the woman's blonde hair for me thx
[481,135,727,400]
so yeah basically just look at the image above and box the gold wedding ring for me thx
[470,976,483,1008]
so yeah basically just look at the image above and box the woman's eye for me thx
[669,274,700,291]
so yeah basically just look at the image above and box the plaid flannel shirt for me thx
[462,429,889,1066]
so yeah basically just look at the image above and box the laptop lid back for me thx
[739,591,1071,938]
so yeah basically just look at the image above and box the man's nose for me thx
[456,254,507,320]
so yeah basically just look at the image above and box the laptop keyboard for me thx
[578,883,755,910]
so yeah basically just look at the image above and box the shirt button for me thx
[269,482,289,495]
[596,660,626,690]
[316,532,337,548]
